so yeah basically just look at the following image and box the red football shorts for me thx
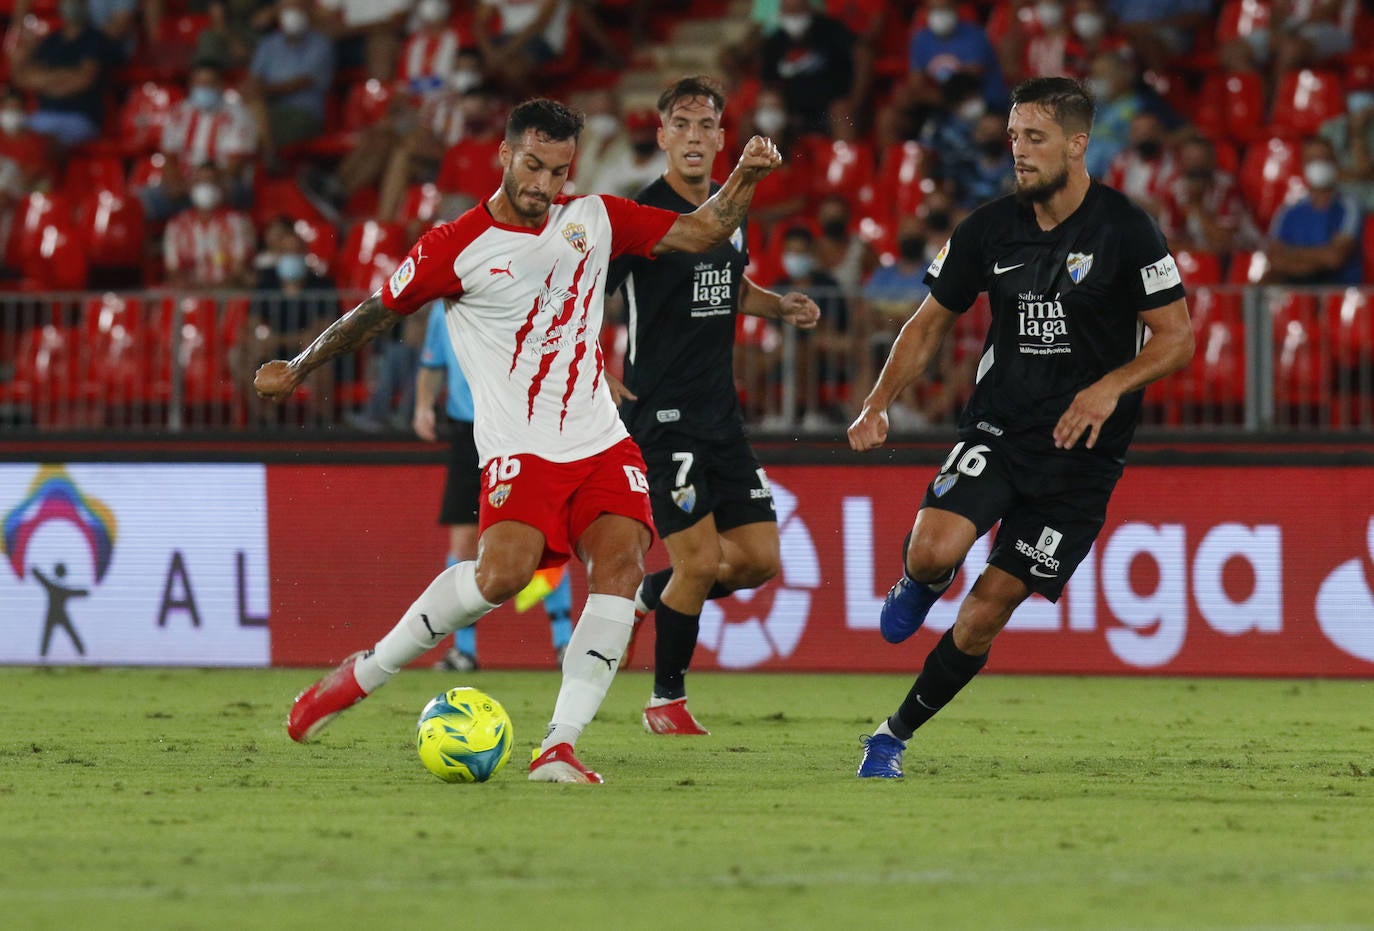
[477,436,655,569]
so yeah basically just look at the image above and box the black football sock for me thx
[652,603,699,700]
[705,580,732,600]
[641,568,673,611]
[888,628,989,741]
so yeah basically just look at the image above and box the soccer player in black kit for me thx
[607,76,820,734]
[849,77,1194,778]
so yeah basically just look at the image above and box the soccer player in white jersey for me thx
[254,98,782,784]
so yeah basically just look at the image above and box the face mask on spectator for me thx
[1134,138,1162,160]
[1348,91,1374,116]
[1073,12,1105,41]
[1036,2,1064,29]
[189,86,222,111]
[0,109,24,135]
[190,183,221,210]
[957,97,987,122]
[277,253,308,282]
[753,106,787,135]
[418,0,449,24]
[927,9,958,37]
[782,253,814,279]
[1085,77,1112,101]
[586,114,620,140]
[1304,160,1338,190]
[280,8,309,36]
[778,13,812,39]
[451,68,482,93]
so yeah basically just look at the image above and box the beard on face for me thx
[1013,160,1070,205]
[503,170,550,219]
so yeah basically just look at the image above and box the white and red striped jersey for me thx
[420,91,468,147]
[381,194,678,464]
[163,207,255,284]
[161,101,257,170]
[398,27,461,93]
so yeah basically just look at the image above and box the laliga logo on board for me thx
[1315,516,1374,662]
[697,480,819,668]
[2,464,117,657]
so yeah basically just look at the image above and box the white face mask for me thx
[1304,160,1339,190]
[754,106,786,136]
[781,252,814,279]
[0,110,24,135]
[1036,2,1064,29]
[586,113,620,140]
[190,182,221,211]
[778,13,811,39]
[1072,11,1104,41]
[280,8,309,36]
[450,68,481,93]
[417,0,449,24]
[927,9,958,37]
[1085,76,1112,101]
[957,97,986,122]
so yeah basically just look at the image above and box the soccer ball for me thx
[415,687,514,783]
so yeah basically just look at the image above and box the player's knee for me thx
[733,550,780,590]
[473,562,534,605]
[905,537,961,581]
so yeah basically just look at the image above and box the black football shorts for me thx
[638,428,776,538]
[438,417,481,526]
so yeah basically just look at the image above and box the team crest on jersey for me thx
[389,257,415,295]
[672,484,697,514]
[488,483,511,508]
[1066,252,1093,284]
[932,472,959,497]
[562,222,588,254]
[730,226,745,252]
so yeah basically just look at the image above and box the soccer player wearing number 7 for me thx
[254,98,784,784]
[848,78,1193,779]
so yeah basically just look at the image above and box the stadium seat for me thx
[19,220,89,291]
[337,220,407,293]
[1173,249,1223,288]
[1271,69,1345,138]
[1227,249,1270,284]
[252,177,329,229]
[808,139,876,214]
[1271,290,1332,419]
[150,296,238,409]
[1215,71,1268,144]
[116,82,185,156]
[1326,288,1374,370]
[293,217,339,276]
[879,142,934,221]
[284,79,396,158]
[1161,287,1247,423]
[78,190,146,269]
[399,182,443,228]
[13,191,75,262]
[64,153,128,194]
[1237,137,1305,229]
[80,293,148,405]
[0,323,83,426]
[1215,0,1271,44]
[128,152,170,191]
[436,138,503,202]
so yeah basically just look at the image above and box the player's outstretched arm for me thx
[254,294,403,402]
[848,296,958,452]
[653,135,782,255]
[740,278,820,329]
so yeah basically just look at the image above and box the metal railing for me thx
[1,285,1371,436]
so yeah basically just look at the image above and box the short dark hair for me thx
[1010,77,1095,135]
[657,75,726,118]
[505,98,584,145]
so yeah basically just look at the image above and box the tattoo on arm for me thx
[289,294,399,377]
[708,196,748,236]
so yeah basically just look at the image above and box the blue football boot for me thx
[878,533,960,644]
[857,733,906,778]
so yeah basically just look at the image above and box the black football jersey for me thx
[608,177,749,441]
[924,182,1186,460]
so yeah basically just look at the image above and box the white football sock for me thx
[541,593,634,751]
[355,562,496,692]
[875,720,901,741]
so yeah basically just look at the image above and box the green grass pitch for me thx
[1,667,1371,930]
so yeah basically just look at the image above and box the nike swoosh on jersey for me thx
[1029,565,1058,578]
[993,262,1024,275]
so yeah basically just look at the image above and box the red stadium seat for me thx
[1238,137,1304,229]
[116,82,184,156]
[252,177,329,229]
[436,138,503,202]
[78,190,146,269]
[1173,249,1223,287]
[808,139,876,213]
[285,79,397,158]
[1215,0,1271,43]
[1326,288,1374,370]
[14,191,75,263]
[64,153,128,194]
[293,217,339,276]
[879,142,934,221]
[399,182,443,227]
[1161,287,1247,422]
[1218,71,1268,144]
[338,220,407,293]
[128,152,171,191]
[20,220,89,291]
[1271,69,1345,138]
[0,324,80,422]
[80,293,149,404]
[1271,290,1332,416]
[150,296,238,407]
[1227,249,1269,284]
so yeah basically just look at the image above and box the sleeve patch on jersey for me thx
[389,257,416,296]
[1140,254,1181,295]
[927,240,950,278]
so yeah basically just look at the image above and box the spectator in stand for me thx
[0,157,25,279]
[955,111,1015,209]
[396,0,465,98]
[578,109,665,200]
[908,0,1007,109]
[1083,50,1157,179]
[759,0,856,135]
[474,0,572,94]
[919,73,997,206]
[163,163,256,289]
[10,0,114,148]
[251,213,295,272]
[826,0,888,125]
[194,1,279,69]
[1106,0,1211,72]
[569,88,631,196]
[1220,0,1356,84]
[0,88,51,191]
[814,194,877,293]
[86,0,145,61]
[1155,134,1261,256]
[735,86,807,227]
[1263,136,1364,286]
[314,0,410,82]
[140,61,259,222]
[1065,0,1125,75]
[1319,87,1374,211]
[241,0,335,170]
[775,224,852,431]
[1103,111,1173,215]
[234,225,338,418]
